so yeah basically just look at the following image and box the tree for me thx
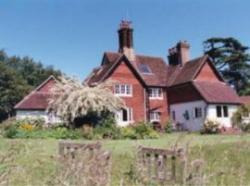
[203,37,250,94]
[0,50,62,122]
[6,55,61,87]
[47,76,124,126]
[0,62,30,120]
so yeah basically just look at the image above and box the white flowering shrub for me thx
[201,119,220,134]
[47,76,124,126]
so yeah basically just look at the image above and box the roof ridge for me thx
[189,55,208,80]
[136,54,164,60]
[104,51,164,60]
[35,75,57,92]
[104,51,123,59]
[186,55,206,63]
[104,51,120,54]
[193,79,226,84]
[99,54,124,82]
[166,66,182,86]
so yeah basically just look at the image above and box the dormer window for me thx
[149,88,163,99]
[114,84,132,96]
[138,64,152,74]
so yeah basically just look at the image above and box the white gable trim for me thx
[35,75,58,91]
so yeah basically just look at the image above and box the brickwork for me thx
[195,62,221,82]
[108,61,146,123]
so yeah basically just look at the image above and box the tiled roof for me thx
[15,76,56,110]
[86,64,114,85]
[105,52,122,63]
[193,81,241,104]
[240,96,250,105]
[168,56,207,86]
[85,52,122,85]
[86,52,168,86]
[14,92,51,110]
[86,52,210,88]
[135,55,168,86]
[165,65,182,86]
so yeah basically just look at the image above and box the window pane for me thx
[223,106,228,117]
[172,111,175,121]
[115,85,120,94]
[156,112,160,120]
[184,110,189,120]
[115,84,132,95]
[139,64,152,74]
[149,89,153,97]
[195,107,202,118]
[121,85,125,94]
[153,89,156,97]
[158,89,161,97]
[126,85,131,94]
[149,112,153,120]
[149,88,162,98]
[150,111,160,121]
[216,106,222,117]
[195,108,198,118]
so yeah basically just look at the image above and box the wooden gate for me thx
[137,145,204,185]
[57,141,111,186]
[58,141,101,158]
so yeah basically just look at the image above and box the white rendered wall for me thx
[16,110,62,124]
[206,104,238,127]
[170,101,207,131]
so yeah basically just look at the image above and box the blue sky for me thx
[0,0,250,79]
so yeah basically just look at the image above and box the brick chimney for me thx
[118,20,135,61]
[168,41,190,66]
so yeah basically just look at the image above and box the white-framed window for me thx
[148,88,162,99]
[216,105,229,118]
[114,84,132,96]
[149,111,161,122]
[194,107,202,118]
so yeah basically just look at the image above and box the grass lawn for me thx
[1,133,250,185]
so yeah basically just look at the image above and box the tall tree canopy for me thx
[203,37,250,94]
[0,50,62,122]
[0,62,30,119]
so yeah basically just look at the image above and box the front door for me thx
[116,108,132,127]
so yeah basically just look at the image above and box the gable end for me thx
[101,55,147,87]
[194,57,224,82]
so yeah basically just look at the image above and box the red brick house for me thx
[85,20,241,130]
[15,20,241,130]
